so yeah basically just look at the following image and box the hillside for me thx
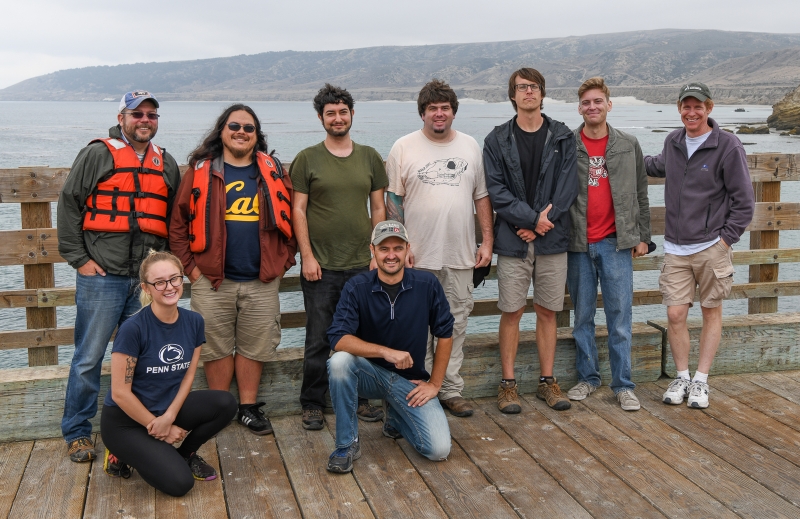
[2,29,800,104]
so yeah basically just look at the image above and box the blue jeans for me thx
[327,352,451,461]
[62,272,141,442]
[566,237,634,393]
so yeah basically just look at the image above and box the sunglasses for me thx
[227,122,256,133]
[123,111,160,121]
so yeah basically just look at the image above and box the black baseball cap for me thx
[678,83,712,103]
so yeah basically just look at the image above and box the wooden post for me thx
[748,181,780,314]
[21,200,58,366]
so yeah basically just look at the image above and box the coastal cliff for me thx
[767,84,800,130]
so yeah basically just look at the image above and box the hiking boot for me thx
[497,380,522,414]
[184,451,217,481]
[67,437,95,463]
[103,448,132,478]
[662,378,690,405]
[537,377,571,411]
[356,400,384,422]
[327,440,361,473]
[616,389,641,411]
[440,396,474,417]
[687,381,710,409]
[238,402,273,435]
[567,381,598,401]
[302,408,325,431]
[382,422,403,439]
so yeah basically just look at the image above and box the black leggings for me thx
[101,390,237,496]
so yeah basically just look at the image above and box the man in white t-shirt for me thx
[385,79,494,418]
[645,82,754,409]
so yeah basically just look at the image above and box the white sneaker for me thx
[616,389,640,411]
[687,381,710,409]
[567,381,598,401]
[662,378,690,405]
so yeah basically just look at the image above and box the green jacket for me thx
[57,125,181,276]
[568,123,651,252]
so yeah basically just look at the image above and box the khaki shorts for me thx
[190,275,282,362]
[497,242,568,312]
[659,240,734,308]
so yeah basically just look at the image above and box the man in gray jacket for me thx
[645,82,754,409]
[484,68,578,413]
[566,77,651,411]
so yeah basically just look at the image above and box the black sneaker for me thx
[302,408,325,430]
[327,440,361,473]
[356,400,384,422]
[103,448,132,478]
[184,451,217,481]
[238,402,273,435]
[382,422,402,439]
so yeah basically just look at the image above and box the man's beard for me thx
[228,146,253,159]
[433,128,445,134]
[123,123,155,143]
[325,121,351,137]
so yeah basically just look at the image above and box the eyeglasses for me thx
[123,111,160,121]
[144,275,184,291]
[227,122,256,133]
[515,83,541,92]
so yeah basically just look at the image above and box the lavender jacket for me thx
[644,118,754,247]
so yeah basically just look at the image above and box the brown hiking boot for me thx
[497,380,522,414]
[440,396,474,417]
[356,400,384,422]
[67,437,95,462]
[537,377,571,411]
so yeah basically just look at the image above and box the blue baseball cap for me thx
[118,91,160,113]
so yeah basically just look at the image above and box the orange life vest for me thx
[82,138,169,238]
[188,151,292,253]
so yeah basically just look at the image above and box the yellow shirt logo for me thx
[225,181,259,221]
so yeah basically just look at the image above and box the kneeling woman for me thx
[101,251,237,496]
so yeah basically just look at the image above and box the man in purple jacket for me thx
[645,83,754,409]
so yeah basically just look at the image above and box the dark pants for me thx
[300,266,368,410]
[101,390,237,497]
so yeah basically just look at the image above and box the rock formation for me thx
[768,84,800,130]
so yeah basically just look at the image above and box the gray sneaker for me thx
[327,440,361,473]
[616,389,640,411]
[567,381,598,401]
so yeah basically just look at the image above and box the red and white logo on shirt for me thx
[588,156,608,188]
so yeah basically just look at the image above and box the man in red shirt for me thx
[566,77,651,410]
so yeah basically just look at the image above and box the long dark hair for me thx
[187,104,268,167]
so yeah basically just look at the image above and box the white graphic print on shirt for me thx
[588,156,608,187]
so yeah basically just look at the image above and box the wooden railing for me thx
[1,153,799,367]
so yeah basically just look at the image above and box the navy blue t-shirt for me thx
[224,162,261,281]
[104,306,205,415]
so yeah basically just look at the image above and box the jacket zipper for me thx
[704,203,711,236]
[378,283,408,320]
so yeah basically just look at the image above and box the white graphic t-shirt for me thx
[386,130,488,269]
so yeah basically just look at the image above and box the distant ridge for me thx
[3,29,800,105]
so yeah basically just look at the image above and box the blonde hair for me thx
[139,250,185,306]
[677,97,714,111]
[578,77,611,101]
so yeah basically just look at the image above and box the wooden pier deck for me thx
[3,372,800,519]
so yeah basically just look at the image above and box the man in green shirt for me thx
[291,84,389,430]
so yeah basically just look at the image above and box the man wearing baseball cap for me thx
[325,220,454,473]
[645,82,754,408]
[58,90,181,461]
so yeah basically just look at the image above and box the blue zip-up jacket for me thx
[327,268,454,381]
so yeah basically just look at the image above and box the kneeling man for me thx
[326,221,454,473]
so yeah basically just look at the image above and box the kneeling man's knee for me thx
[422,436,451,461]
[327,351,356,381]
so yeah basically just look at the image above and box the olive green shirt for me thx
[290,142,388,270]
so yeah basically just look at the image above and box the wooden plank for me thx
[395,419,519,519]
[749,181,781,314]
[750,371,800,407]
[637,384,800,507]
[8,437,91,519]
[522,394,738,518]
[653,378,800,468]
[326,414,448,519]
[653,312,800,376]
[83,436,156,519]
[649,203,800,235]
[271,415,373,518]
[478,399,665,518]
[448,404,591,518]
[582,386,800,518]
[0,441,33,519]
[713,373,800,433]
[0,228,62,266]
[0,327,76,350]
[633,248,800,272]
[215,422,301,519]
[0,167,70,203]
[747,153,799,182]
[154,439,227,519]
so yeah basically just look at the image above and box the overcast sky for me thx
[1,0,798,89]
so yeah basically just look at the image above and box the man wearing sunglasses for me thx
[58,90,182,463]
[170,104,297,436]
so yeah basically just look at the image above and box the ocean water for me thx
[1,100,798,368]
